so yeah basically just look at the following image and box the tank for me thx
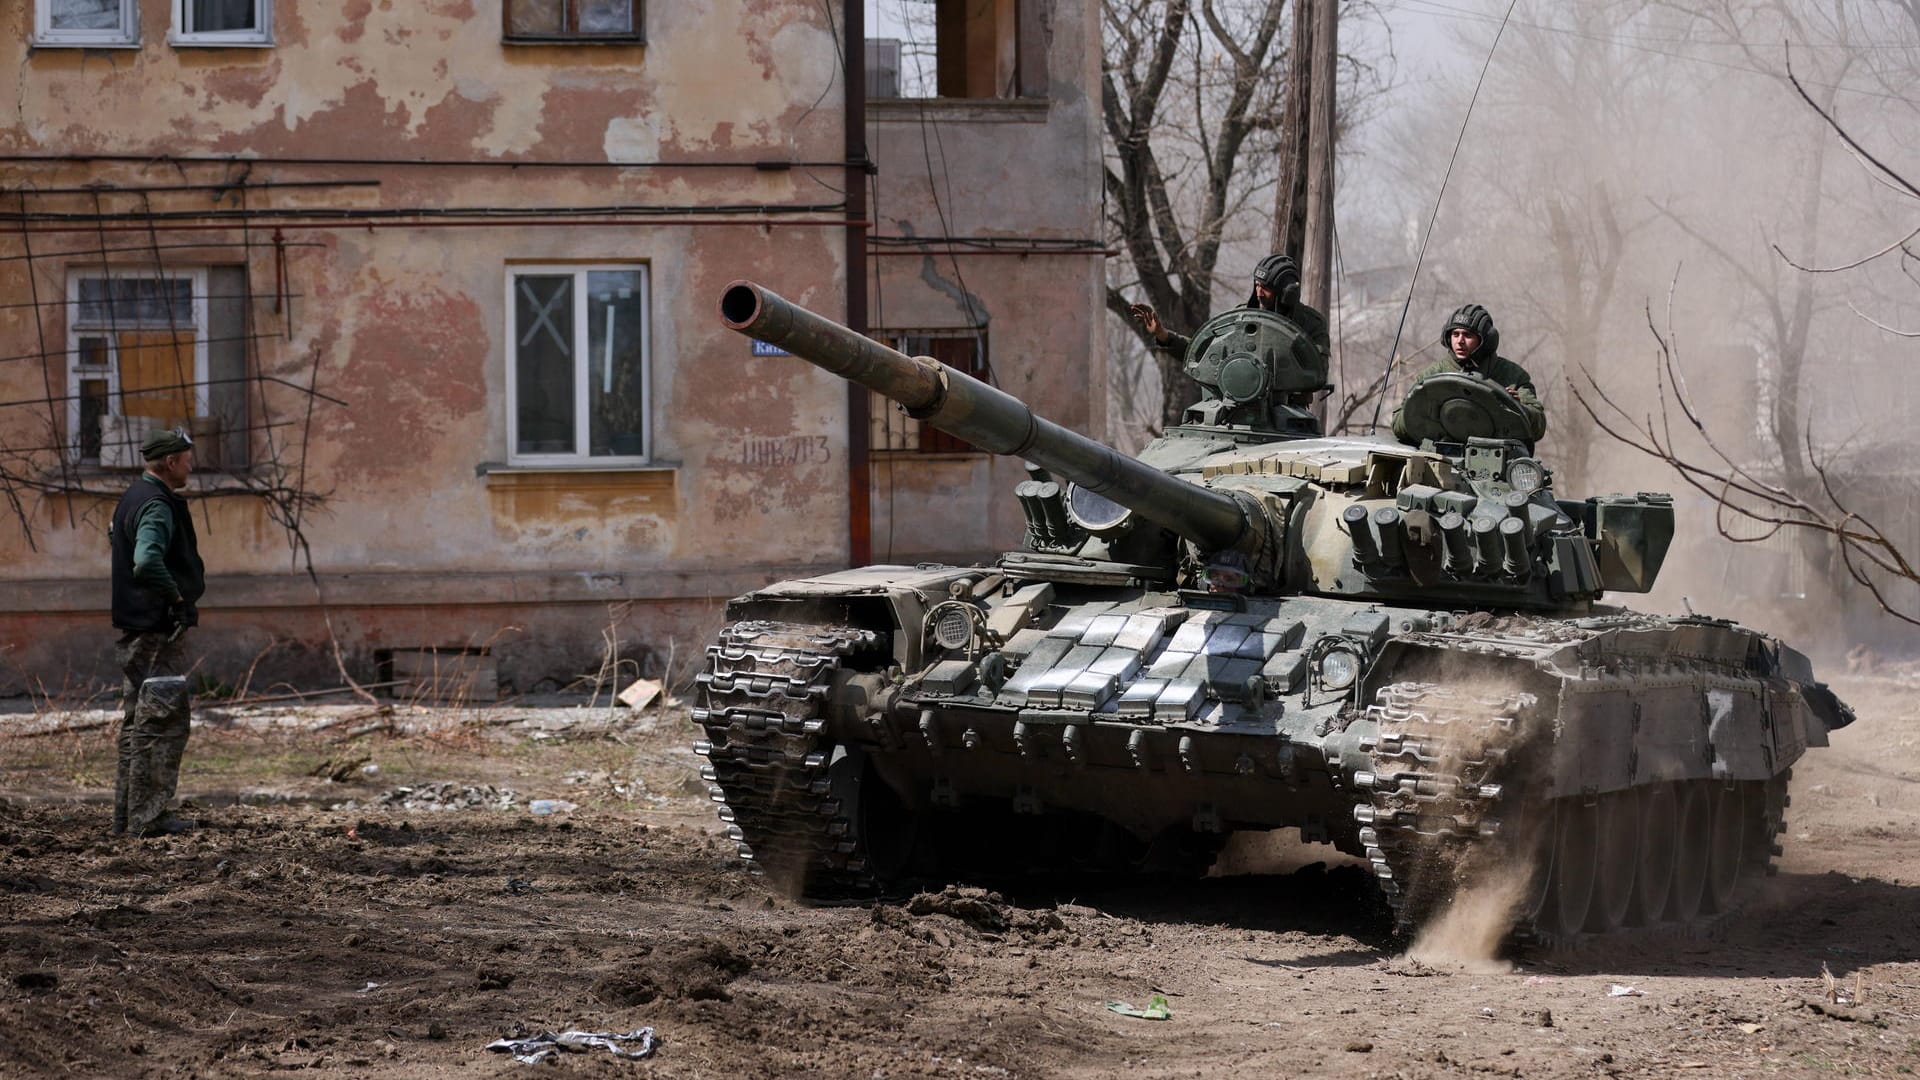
[696,280,1855,943]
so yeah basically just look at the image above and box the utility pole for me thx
[1301,0,1336,321]
[844,0,872,566]
[1271,0,1337,423]
[1270,4,1313,261]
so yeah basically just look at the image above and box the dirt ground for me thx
[2,679,1917,1079]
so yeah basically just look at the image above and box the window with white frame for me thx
[172,0,272,45]
[67,267,252,470]
[34,0,139,47]
[507,266,651,465]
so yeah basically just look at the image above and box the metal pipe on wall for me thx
[844,0,873,567]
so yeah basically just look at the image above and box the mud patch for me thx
[0,691,1915,1077]
[593,938,754,1005]
[891,885,1071,944]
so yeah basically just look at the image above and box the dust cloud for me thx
[1333,1,1920,659]
[1369,652,1552,966]
[1404,875,1523,973]
[1405,810,1551,972]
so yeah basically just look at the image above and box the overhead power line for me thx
[1392,0,1919,104]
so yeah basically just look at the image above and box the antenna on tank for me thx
[1369,0,1522,433]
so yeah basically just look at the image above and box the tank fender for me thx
[1768,641,1853,736]
[733,564,986,672]
[1801,680,1855,735]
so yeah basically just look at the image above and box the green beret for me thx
[141,429,194,460]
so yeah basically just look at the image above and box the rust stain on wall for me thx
[208,79,413,155]
[338,0,374,43]
[198,63,280,110]
[330,274,487,481]
[487,469,675,520]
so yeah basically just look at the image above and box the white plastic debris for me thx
[1607,984,1645,998]
[529,799,579,816]
[486,1028,656,1065]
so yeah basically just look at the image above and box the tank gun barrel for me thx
[721,280,1251,552]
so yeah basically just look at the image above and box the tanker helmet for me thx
[1250,253,1301,311]
[1442,303,1500,366]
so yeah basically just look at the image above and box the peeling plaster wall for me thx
[1,2,843,164]
[863,0,1108,560]
[0,0,1106,692]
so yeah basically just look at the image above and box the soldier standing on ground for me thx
[1392,304,1547,444]
[109,429,204,838]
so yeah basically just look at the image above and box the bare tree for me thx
[1102,0,1386,434]
[1574,293,1918,626]
[1573,21,1920,628]
[1103,0,1290,430]
[1369,1,1666,485]
[1648,0,1879,498]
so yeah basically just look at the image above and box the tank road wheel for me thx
[1586,791,1640,933]
[1745,772,1789,879]
[1507,799,1556,935]
[1666,782,1711,923]
[827,745,922,885]
[1628,783,1678,926]
[1546,799,1599,937]
[1704,782,1748,913]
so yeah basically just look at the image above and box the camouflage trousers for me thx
[113,629,192,838]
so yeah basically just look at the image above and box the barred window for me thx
[869,330,988,454]
[66,268,252,471]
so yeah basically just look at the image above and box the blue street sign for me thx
[751,340,791,356]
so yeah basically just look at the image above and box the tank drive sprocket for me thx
[693,621,885,896]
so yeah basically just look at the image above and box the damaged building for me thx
[0,0,1106,697]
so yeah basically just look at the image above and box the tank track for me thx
[1355,680,1789,946]
[1354,681,1536,936]
[692,621,884,896]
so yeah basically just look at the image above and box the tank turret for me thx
[721,280,1670,609]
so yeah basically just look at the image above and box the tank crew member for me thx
[1391,303,1547,444]
[1128,253,1331,363]
[109,428,205,838]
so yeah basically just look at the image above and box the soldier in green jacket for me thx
[1391,303,1547,444]
[1130,253,1331,365]
[108,428,205,838]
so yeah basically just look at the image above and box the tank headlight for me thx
[1506,458,1545,495]
[928,602,977,652]
[1065,483,1133,534]
[1317,647,1361,690]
